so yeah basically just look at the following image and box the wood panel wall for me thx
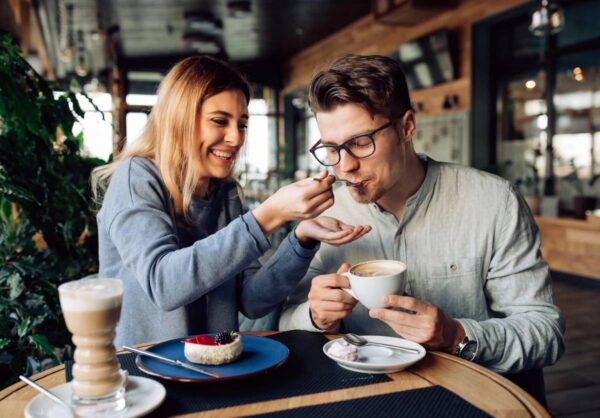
[282,0,527,116]
[535,217,600,281]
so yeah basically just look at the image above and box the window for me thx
[490,0,600,208]
[55,91,113,161]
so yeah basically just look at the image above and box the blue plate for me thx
[135,334,289,382]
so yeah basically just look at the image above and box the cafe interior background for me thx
[0,0,599,416]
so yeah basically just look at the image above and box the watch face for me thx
[459,340,477,361]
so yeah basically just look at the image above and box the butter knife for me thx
[123,345,221,378]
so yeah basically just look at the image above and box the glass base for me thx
[71,385,126,418]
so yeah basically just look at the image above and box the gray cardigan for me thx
[97,157,318,347]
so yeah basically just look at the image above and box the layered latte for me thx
[59,278,124,398]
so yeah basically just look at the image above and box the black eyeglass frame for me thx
[309,120,394,167]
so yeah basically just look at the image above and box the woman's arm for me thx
[102,159,272,312]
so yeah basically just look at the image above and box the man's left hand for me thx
[295,216,371,247]
[369,295,465,351]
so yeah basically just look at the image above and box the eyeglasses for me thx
[309,121,393,167]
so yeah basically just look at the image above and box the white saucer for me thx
[323,335,426,374]
[25,376,166,418]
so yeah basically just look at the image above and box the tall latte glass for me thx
[59,278,126,417]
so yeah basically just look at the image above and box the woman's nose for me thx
[224,127,244,146]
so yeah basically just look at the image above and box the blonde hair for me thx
[91,56,251,222]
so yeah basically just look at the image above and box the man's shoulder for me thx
[436,161,512,196]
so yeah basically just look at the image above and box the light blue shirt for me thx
[280,156,565,373]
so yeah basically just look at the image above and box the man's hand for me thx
[308,263,358,331]
[369,295,465,351]
[295,216,371,247]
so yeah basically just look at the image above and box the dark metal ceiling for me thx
[38,0,371,88]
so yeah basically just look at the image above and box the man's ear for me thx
[400,110,416,142]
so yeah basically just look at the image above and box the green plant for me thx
[0,34,105,388]
[563,158,600,196]
[514,163,541,197]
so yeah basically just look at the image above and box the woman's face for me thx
[196,89,249,181]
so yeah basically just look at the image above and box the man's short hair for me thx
[309,54,413,121]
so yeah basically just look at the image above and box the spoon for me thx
[343,333,421,354]
[19,375,73,414]
[312,176,360,186]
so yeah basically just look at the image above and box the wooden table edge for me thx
[0,331,550,418]
[429,351,551,418]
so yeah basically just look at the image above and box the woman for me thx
[92,56,369,347]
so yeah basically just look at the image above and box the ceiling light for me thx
[529,0,564,37]
[127,71,165,82]
[184,11,223,37]
[227,0,252,18]
[183,34,222,54]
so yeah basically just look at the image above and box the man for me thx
[280,54,564,402]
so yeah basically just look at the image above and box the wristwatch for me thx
[455,336,477,361]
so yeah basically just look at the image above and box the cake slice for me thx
[182,331,242,365]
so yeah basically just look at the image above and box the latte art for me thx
[343,260,407,309]
[351,262,405,277]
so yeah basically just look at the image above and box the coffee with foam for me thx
[59,279,123,312]
[343,260,407,309]
[351,260,406,277]
[59,278,125,406]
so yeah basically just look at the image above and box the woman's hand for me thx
[295,216,371,247]
[252,170,336,237]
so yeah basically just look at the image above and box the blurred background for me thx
[1,1,599,415]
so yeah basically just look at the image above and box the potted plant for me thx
[563,158,599,219]
[514,162,541,215]
[0,34,104,387]
[507,149,543,215]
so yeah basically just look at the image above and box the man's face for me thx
[315,104,414,204]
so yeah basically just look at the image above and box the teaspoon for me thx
[343,333,421,354]
[312,177,360,186]
[19,375,73,415]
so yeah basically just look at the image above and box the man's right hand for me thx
[308,263,358,330]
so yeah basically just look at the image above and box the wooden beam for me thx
[110,65,127,156]
[0,0,20,40]
[19,0,30,55]
[29,2,55,79]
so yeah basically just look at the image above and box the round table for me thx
[0,332,550,417]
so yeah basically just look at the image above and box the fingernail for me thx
[369,310,378,318]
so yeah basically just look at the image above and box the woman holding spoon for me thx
[91,56,370,347]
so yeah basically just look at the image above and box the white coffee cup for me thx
[342,260,407,309]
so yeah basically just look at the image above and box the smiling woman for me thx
[88,55,371,348]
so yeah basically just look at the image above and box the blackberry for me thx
[215,330,236,345]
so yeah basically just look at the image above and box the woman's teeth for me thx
[210,150,233,160]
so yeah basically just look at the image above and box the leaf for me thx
[0,196,11,223]
[0,338,9,350]
[8,272,25,299]
[29,334,55,356]
[17,315,33,338]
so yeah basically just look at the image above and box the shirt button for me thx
[450,264,458,272]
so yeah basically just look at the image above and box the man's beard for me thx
[348,183,386,204]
